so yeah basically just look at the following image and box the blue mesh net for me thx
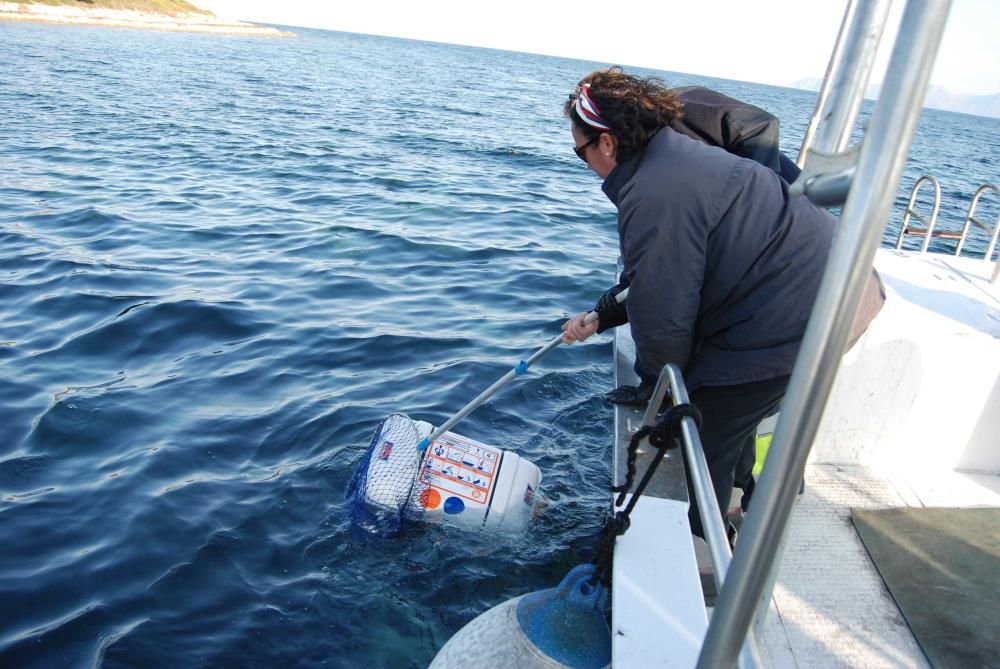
[347,414,429,536]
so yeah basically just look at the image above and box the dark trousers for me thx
[686,375,789,539]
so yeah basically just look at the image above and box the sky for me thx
[193,0,999,97]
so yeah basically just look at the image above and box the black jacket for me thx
[673,86,802,183]
[600,127,837,388]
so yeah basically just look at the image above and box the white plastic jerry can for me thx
[413,421,542,530]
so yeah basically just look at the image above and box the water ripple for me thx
[1,19,997,669]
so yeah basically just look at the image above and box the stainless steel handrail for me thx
[636,363,760,668]
[639,366,729,593]
[796,0,857,168]
[811,0,894,155]
[790,0,893,204]
[894,174,943,253]
[955,183,1000,259]
[697,1,954,667]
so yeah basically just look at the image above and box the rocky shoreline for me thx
[0,2,292,37]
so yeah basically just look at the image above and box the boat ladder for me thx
[895,178,1000,260]
[956,183,1000,260]
[894,174,943,252]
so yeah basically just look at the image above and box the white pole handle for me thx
[416,287,628,450]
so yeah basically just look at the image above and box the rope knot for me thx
[647,403,701,450]
[609,510,630,537]
[593,400,703,585]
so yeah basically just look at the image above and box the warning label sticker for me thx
[419,431,500,506]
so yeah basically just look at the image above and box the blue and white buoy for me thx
[430,563,611,669]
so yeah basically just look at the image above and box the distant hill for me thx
[923,86,1000,119]
[30,0,210,15]
[0,0,292,35]
[791,77,1000,119]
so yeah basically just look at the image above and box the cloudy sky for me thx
[194,0,998,96]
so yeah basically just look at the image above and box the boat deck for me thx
[757,463,1000,668]
[610,248,1000,667]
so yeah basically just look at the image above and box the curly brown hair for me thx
[564,66,684,163]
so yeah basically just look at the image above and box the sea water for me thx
[1,20,998,669]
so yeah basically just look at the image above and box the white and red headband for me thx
[573,84,610,131]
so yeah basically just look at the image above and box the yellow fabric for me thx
[753,433,772,477]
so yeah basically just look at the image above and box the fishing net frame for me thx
[347,413,430,536]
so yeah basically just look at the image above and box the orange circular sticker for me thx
[420,488,442,509]
[472,490,482,499]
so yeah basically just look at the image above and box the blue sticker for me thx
[443,496,465,514]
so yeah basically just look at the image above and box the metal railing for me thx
[697,1,954,666]
[796,0,857,168]
[807,0,893,156]
[638,363,760,669]
[895,175,943,253]
[790,0,893,206]
[894,180,999,263]
[955,183,1000,259]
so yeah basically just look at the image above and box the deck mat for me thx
[852,507,1000,669]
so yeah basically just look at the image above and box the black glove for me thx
[593,285,629,333]
[594,289,618,320]
[604,379,654,406]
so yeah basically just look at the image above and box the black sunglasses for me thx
[573,136,598,161]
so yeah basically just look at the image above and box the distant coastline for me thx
[0,2,293,37]
[791,76,1000,120]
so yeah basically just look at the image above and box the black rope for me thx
[591,402,701,586]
